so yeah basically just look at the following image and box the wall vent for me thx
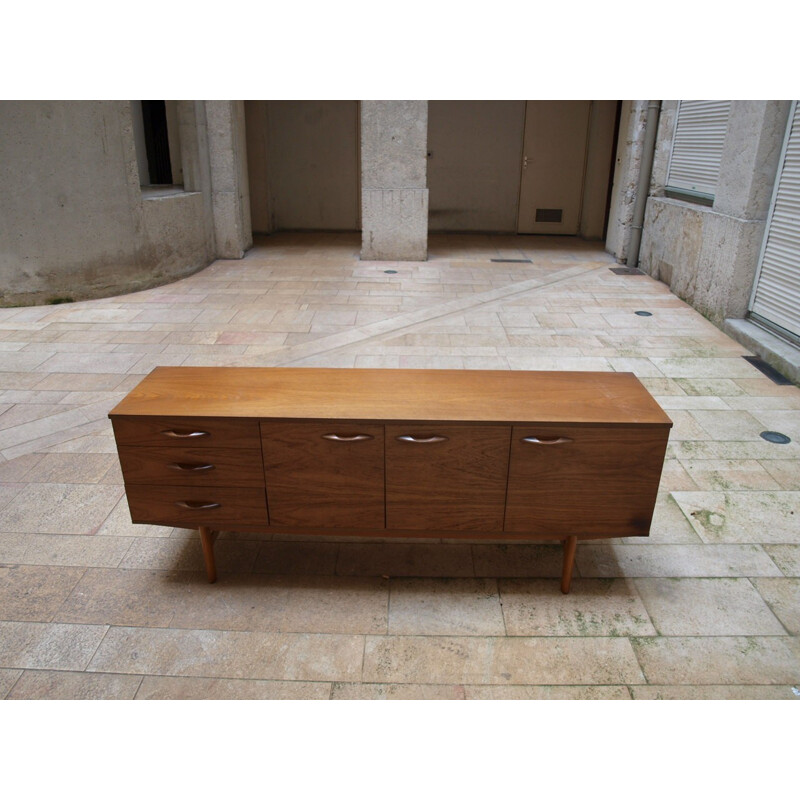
[535,208,563,223]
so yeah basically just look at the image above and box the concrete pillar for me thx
[205,100,253,259]
[360,101,428,261]
[605,101,648,262]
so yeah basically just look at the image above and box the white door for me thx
[517,101,591,234]
[749,101,800,343]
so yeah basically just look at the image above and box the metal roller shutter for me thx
[750,101,800,344]
[666,100,731,200]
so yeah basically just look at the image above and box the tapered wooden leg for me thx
[561,535,578,594]
[199,526,217,583]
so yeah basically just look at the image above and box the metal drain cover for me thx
[610,267,644,275]
[760,431,791,444]
[635,311,653,317]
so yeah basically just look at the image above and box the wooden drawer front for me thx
[126,484,268,528]
[504,425,669,536]
[386,425,510,532]
[111,416,260,449]
[118,445,264,488]
[261,421,385,528]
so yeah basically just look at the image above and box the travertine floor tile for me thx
[120,537,259,573]
[630,685,799,700]
[751,578,800,635]
[0,533,132,568]
[499,578,656,636]
[336,542,474,577]
[0,565,86,622]
[388,578,504,636]
[635,578,786,635]
[167,575,389,634]
[7,670,141,699]
[0,669,23,699]
[763,545,800,576]
[331,682,467,699]
[362,635,645,685]
[0,483,123,534]
[87,627,364,681]
[631,636,800,684]
[465,685,632,699]
[577,543,781,578]
[472,543,564,577]
[672,492,800,543]
[0,621,108,670]
[136,676,331,699]
[254,541,339,575]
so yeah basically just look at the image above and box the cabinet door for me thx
[261,422,385,528]
[504,425,668,536]
[386,425,510,532]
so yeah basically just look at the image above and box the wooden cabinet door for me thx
[504,425,669,536]
[386,425,510,532]
[261,421,385,528]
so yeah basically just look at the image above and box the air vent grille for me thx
[535,208,563,223]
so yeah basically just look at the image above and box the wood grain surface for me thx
[385,425,511,531]
[261,421,385,528]
[118,445,265,488]
[109,367,673,427]
[504,425,669,535]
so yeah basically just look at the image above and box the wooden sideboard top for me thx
[109,367,673,427]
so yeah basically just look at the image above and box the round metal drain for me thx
[384,269,398,274]
[760,431,791,444]
[635,311,652,317]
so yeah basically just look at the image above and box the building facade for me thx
[1,99,798,380]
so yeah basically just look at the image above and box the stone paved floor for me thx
[1,231,799,700]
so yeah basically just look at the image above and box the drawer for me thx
[385,424,510,532]
[117,445,265,488]
[504,425,669,536]
[111,416,260,449]
[125,484,269,528]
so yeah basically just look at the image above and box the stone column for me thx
[360,101,428,261]
[205,100,253,259]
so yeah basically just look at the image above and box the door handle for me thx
[161,430,210,439]
[396,435,448,443]
[168,462,215,472]
[321,434,374,442]
[175,500,221,510]
[521,436,573,445]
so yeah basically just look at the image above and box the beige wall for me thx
[427,101,525,232]
[246,100,359,232]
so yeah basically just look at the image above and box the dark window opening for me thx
[141,100,173,185]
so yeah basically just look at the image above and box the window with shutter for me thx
[749,101,800,345]
[666,100,731,204]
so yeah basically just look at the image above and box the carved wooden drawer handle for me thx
[168,463,215,472]
[161,430,210,439]
[521,436,573,445]
[175,500,221,510]
[396,435,449,443]
[321,434,374,442]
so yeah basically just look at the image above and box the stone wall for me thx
[638,101,792,324]
[0,100,251,306]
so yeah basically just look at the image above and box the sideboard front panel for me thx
[504,425,669,536]
[385,425,511,532]
[261,421,385,528]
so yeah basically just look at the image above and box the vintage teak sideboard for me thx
[109,367,673,593]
